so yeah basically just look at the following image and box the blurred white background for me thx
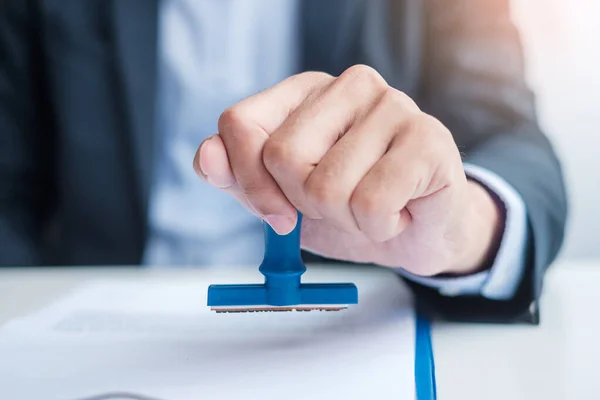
[511,0,600,260]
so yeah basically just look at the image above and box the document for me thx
[0,266,416,400]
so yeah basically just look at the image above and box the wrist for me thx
[450,180,505,275]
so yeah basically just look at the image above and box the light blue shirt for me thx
[144,0,529,300]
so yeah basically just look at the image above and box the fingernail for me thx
[264,215,297,235]
[196,135,215,180]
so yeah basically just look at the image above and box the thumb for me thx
[193,134,297,234]
[194,134,236,189]
[193,134,255,216]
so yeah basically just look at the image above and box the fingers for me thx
[263,65,389,219]
[350,114,457,242]
[217,108,298,233]
[194,135,235,189]
[300,90,407,233]
[210,72,333,234]
[194,65,457,244]
[193,134,258,218]
[225,71,334,135]
[349,145,418,243]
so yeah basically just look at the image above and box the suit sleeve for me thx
[0,0,56,266]
[406,0,568,324]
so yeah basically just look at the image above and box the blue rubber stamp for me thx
[208,212,358,312]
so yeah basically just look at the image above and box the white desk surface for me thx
[0,260,598,400]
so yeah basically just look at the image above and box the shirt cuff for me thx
[393,162,529,301]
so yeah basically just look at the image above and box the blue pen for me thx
[208,211,358,312]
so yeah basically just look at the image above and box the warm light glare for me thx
[510,0,600,261]
[512,0,600,56]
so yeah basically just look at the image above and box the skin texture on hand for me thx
[193,65,503,277]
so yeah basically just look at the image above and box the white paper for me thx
[0,267,416,400]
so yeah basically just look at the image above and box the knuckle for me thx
[416,114,454,157]
[291,71,334,96]
[406,113,430,140]
[350,190,382,220]
[395,112,440,150]
[404,114,458,187]
[262,139,295,173]
[344,64,386,85]
[339,64,388,93]
[218,106,247,138]
[304,174,340,209]
[379,88,419,113]
[299,70,333,85]
[240,183,276,213]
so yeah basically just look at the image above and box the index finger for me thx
[214,72,333,233]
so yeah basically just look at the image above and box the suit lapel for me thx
[111,0,159,216]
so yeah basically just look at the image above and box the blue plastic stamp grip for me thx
[207,211,358,309]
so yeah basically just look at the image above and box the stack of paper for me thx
[0,266,416,400]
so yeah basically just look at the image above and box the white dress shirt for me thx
[143,0,529,301]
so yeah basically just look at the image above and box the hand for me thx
[193,65,503,276]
